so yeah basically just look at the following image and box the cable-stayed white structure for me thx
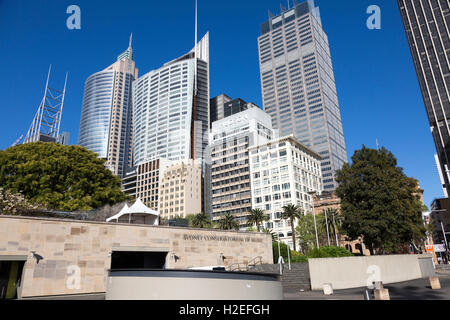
[24,66,68,144]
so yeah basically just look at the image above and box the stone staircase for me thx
[250,263,311,292]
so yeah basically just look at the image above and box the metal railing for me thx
[227,256,263,272]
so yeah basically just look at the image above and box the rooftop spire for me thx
[117,33,134,61]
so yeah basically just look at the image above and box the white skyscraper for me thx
[132,33,210,165]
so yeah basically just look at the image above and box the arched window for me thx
[355,243,363,255]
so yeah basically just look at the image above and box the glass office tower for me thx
[397,0,450,196]
[132,33,210,165]
[78,36,138,177]
[258,0,347,191]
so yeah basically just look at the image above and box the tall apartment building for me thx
[249,135,322,249]
[132,33,209,165]
[159,159,202,220]
[78,36,138,177]
[397,0,450,196]
[258,0,347,191]
[206,106,277,228]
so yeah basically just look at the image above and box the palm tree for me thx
[247,208,269,232]
[192,212,211,229]
[217,212,239,231]
[281,204,303,252]
[262,228,277,241]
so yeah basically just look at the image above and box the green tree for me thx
[247,208,269,232]
[296,214,318,254]
[281,204,303,252]
[192,212,212,229]
[217,212,239,231]
[0,142,131,212]
[262,228,277,241]
[295,213,330,254]
[335,146,426,255]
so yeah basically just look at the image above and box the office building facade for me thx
[397,0,450,196]
[258,0,347,191]
[206,106,277,228]
[249,135,322,249]
[132,33,210,166]
[123,34,210,211]
[78,37,138,177]
[209,94,260,127]
[159,159,202,220]
[210,94,232,126]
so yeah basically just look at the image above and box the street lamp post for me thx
[332,210,339,246]
[441,221,449,256]
[308,191,320,249]
[324,209,331,246]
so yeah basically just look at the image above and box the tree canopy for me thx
[0,142,131,212]
[335,146,426,254]
[247,208,269,232]
[192,212,212,229]
[217,212,240,231]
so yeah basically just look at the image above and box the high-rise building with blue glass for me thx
[258,0,347,191]
[78,36,138,177]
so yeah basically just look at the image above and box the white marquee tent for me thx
[106,199,159,226]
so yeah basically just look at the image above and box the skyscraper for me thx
[258,0,347,191]
[210,94,232,126]
[210,94,260,127]
[78,35,138,177]
[132,33,209,165]
[397,0,450,196]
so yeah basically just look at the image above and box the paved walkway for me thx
[285,273,450,300]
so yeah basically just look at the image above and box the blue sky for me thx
[0,0,444,206]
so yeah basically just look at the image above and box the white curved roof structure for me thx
[128,199,158,216]
[106,200,159,225]
[106,204,130,223]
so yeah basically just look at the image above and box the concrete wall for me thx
[106,270,283,300]
[308,254,435,290]
[0,215,272,298]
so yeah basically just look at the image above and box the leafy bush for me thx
[273,244,353,264]
[290,250,308,263]
[273,242,289,263]
[307,246,354,258]
[272,242,308,263]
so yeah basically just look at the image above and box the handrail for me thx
[227,256,264,272]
